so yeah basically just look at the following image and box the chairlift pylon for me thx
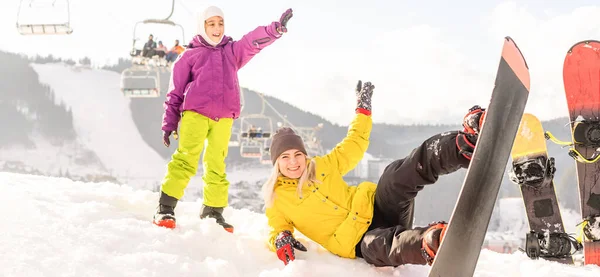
[16,0,73,35]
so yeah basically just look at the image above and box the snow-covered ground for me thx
[2,172,600,277]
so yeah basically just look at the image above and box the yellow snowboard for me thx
[510,113,574,264]
[511,113,547,162]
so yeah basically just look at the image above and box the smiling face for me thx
[204,16,224,43]
[277,149,307,179]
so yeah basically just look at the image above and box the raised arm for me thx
[230,8,293,69]
[321,81,375,175]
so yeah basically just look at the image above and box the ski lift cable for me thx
[175,0,195,19]
[174,0,201,41]
[258,92,297,130]
[16,0,25,21]
[257,92,266,115]
[164,0,176,21]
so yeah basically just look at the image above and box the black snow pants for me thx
[355,131,470,267]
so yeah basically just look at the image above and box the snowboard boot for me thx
[153,192,178,229]
[200,205,234,233]
[421,221,448,265]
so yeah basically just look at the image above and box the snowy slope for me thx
[0,136,107,177]
[29,63,166,188]
[2,172,600,277]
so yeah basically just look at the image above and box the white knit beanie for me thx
[197,6,225,47]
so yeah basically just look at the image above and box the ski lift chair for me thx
[16,0,73,35]
[122,14,183,99]
[238,115,274,159]
[238,116,273,140]
[129,18,185,66]
[240,141,263,158]
[120,67,160,98]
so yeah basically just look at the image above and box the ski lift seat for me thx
[122,88,160,98]
[17,23,72,35]
[120,67,161,98]
[240,141,263,158]
[241,148,262,158]
[16,0,73,36]
[241,132,271,139]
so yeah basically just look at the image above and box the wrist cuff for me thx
[356,108,371,116]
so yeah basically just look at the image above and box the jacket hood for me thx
[197,6,226,47]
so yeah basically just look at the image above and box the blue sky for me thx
[2,0,600,125]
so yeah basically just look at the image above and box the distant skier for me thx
[262,81,483,266]
[154,5,294,232]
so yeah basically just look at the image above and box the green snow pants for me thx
[161,111,233,208]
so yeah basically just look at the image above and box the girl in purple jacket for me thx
[154,6,294,232]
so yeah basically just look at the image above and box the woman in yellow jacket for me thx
[262,81,481,266]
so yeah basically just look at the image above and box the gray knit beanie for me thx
[270,127,307,165]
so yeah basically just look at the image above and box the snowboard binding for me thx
[579,214,600,242]
[573,121,600,147]
[523,231,582,260]
[545,121,600,164]
[510,156,556,188]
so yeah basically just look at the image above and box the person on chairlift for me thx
[142,34,157,58]
[166,39,185,63]
[156,41,168,58]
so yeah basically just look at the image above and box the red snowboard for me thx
[563,40,600,266]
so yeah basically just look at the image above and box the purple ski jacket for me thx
[162,22,283,132]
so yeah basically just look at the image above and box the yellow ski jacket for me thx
[266,113,376,258]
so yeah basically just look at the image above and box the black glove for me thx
[275,230,307,265]
[456,132,478,160]
[276,8,293,34]
[163,130,178,147]
[355,80,374,112]
[462,105,486,135]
